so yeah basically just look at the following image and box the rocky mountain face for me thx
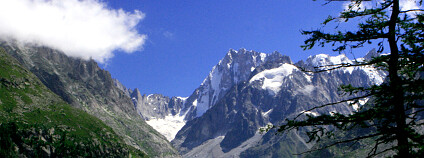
[113,78,133,97]
[128,49,294,141]
[1,41,180,158]
[182,48,269,119]
[110,47,384,157]
[0,47,146,157]
[127,89,187,141]
[169,49,386,157]
[130,89,185,120]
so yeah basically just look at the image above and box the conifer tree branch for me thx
[292,133,382,156]
[400,9,424,13]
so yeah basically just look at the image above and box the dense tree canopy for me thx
[271,0,424,157]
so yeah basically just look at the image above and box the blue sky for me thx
[2,0,420,97]
[0,0,382,97]
[102,0,376,97]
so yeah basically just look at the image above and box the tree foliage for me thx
[272,0,424,157]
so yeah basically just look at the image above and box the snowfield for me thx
[249,63,298,95]
[146,113,186,141]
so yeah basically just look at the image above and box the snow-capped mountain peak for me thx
[121,48,388,150]
[193,48,267,117]
[172,50,389,157]
[306,53,353,67]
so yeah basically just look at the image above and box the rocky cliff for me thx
[1,41,180,158]
[0,47,147,157]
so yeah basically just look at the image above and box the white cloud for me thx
[0,0,146,63]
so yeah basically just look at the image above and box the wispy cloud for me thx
[0,0,147,63]
[163,31,175,40]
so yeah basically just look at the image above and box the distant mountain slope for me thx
[1,41,180,158]
[0,47,146,157]
[130,91,187,141]
[171,49,386,157]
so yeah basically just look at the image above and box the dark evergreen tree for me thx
[269,0,424,157]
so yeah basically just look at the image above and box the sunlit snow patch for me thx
[146,113,187,141]
[249,63,298,95]
[348,98,370,111]
[309,54,352,67]
[360,66,385,85]
[300,110,319,117]
[308,54,354,73]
